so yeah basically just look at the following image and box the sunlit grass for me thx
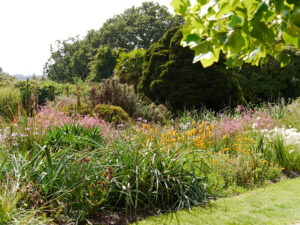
[134,177,300,225]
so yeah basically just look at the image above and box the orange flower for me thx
[13,117,18,124]
[212,160,217,165]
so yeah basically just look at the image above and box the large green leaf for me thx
[171,0,191,16]
[274,52,291,67]
[192,40,220,67]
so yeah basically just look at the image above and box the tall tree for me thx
[87,46,119,82]
[171,0,300,68]
[44,1,182,83]
[99,2,183,50]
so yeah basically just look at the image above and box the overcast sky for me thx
[0,0,173,75]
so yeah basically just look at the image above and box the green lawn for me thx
[134,178,300,225]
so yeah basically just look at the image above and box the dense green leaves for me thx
[99,2,183,50]
[44,2,181,83]
[138,27,244,111]
[171,0,300,67]
[86,46,119,82]
[114,49,146,88]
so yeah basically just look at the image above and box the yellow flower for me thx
[136,129,140,133]
[147,124,151,129]
[252,141,256,143]
[212,160,217,165]
[142,124,146,129]
[234,143,238,146]
[236,147,241,151]
[262,160,267,164]
[270,162,273,166]
[208,151,212,155]
[192,120,196,126]
[245,137,250,141]
[224,148,230,151]
[281,167,285,170]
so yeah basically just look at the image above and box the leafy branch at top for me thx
[171,0,300,68]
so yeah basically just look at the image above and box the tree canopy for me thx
[86,46,120,82]
[44,2,181,83]
[171,0,300,68]
[138,26,244,111]
[99,2,183,51]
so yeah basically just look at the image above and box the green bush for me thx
[93,104,129,124]
[114,48,146,88]
[235,46,300,103]
[87,46,119,82]
[93,77,171,122]
[138,26,244,112]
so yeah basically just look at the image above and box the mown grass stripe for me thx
[134,178,300,225]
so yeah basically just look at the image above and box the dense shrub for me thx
[235,46,300,103]
[114,48,146,88]
[86,46,119,82]
[93,77,171,122]
[138,26,244,112]
[93,104,129,124]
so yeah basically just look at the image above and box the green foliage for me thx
[94,77,171,122]
[43,124,103,152]
[171,0,300,68]
[99,2,183,50]
[15,80,68,107]
[235,47,300,103]
[87,46,119,82]
[44,37,91,82]
[44,2,181,83]
[44,30,102,83]
[258,136,300,174]
[0,87,20,120]
[138,26,244,111]
[115,49,146,88]
[93,104,129,124]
